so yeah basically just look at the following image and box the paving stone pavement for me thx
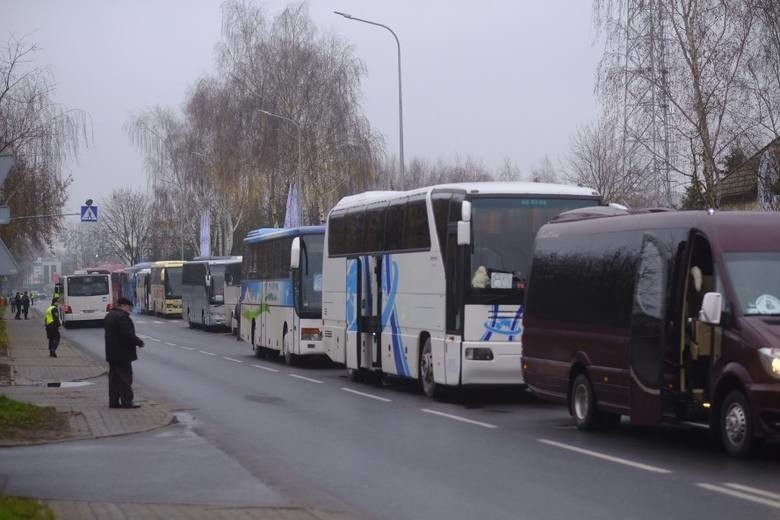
[1,310,359,520]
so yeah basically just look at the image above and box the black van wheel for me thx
[571,374,598,430]
[720,390,755,457]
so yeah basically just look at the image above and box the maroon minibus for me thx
[522,208,780,456]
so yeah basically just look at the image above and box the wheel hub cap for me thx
[724,403,747,446]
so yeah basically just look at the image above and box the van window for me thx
[723,252,780,315]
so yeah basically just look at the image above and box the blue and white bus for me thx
[239,227,325,364]
[182,256,242,329]
[321,182,602,398]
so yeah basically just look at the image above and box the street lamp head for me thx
[334,11,353,19]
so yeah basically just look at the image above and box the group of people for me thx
[9,291,33,319]
[40,295,145,408]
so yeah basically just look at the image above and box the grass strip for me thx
[0,496,55,520]
[0,395,64,438]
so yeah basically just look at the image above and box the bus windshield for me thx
[299,234,324,315]
[469,197,598,292]
[724,252,780,316]
[67,276,109,296]
[165,267,183,299]
[209,265,226,304]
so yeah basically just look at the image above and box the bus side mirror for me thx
[461,200,471,222]
[457,221,471,246]
[699,292,722,324]
[205,274,211,287]
[290,237,301,270]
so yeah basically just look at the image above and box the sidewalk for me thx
[0,311,356,520]
[0,311,175,445]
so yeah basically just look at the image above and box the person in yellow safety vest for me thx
[44,298,61,358]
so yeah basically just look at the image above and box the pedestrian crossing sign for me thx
[80,205,98,222]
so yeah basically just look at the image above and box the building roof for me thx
[720,137,780,206]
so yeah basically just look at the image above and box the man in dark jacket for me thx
[104,297,145,408]
[21,291,30,319]
[44,298,61,357]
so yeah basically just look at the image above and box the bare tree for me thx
[97,188,154,265]
[0,37,88,260]
[566,114,652,204]
[594,0,760,207]
[529,156,559,183]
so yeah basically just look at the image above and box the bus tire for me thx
[720,390,757,457]
[283,329,296,366]
[348,368,365,382]
[420,338,440,398]
[571,374,598,430]
[187,310,194,329]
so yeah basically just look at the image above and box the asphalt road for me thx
[6,316,780,519]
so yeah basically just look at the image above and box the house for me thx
[720,137,780,210]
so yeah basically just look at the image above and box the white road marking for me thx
[251,364,279,373]
[288,373,324,384]
[199,350,216,356]
[223,356,244,364]
[179,346,195,351]
[165,342,176,346]
[421,408,498,429]
[538,439,672,474]
[697,483,780,509]
[341,387,391,402]
[153,320,164,324]
[724,483,780,501]
[149,338,161,343]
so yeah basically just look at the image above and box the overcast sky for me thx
[3,0,602,214]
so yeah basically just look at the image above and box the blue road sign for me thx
[80,205,98,222]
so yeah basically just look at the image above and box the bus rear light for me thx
[301,328,322,341]
[106,304,112,311]
[465,348,494,361]
[63,305,73,314]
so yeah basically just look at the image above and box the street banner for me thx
[284,181,300,228]
[200,211,211,258]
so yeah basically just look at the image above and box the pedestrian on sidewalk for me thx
[44,298,61,357]
[21,291,30,319]
[9,292,16,314]
[105,296,145,409]
[14,292,22,319]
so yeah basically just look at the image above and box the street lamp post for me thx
[258,109,303,225]
[335,11,405,190]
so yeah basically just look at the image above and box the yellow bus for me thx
[149,260,184,317]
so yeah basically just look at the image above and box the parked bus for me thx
[322,182,602,398]
[225,260,243,334]
[239,227,325,364]
[149,260,183,317]
[61,273,112,328]
[126,262,153,314]
[522,207,780,456]
[182,256,242,329]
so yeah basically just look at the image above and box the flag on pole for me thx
[200,210,211,258]
[284,181,300,228]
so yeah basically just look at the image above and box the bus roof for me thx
[151,260,184,268]
[125,262,154,273]
[332,182,600,212]
[187,256,242,265]
[244,226,325,245]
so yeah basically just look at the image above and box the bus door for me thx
[349,256,383,371]
[629,234,668,425]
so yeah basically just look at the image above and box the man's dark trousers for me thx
[47,330,60,356]
[108,362,133,407]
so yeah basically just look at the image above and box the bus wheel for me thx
[720,390,756,457]
[571,374,598,430]
[348,368,365,382]
[420,338,440,398]
[283,331,296,366]
[187,311,194,329]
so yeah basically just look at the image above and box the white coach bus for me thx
[322,182,602,397]
[239,227,325,365]
[182,256,242,329]
[61,272,112,328]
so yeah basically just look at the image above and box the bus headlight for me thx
[465,348,494,361]
[301,328,322,341]
[759,348,780,379]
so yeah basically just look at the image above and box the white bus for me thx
[322,182,602,397]
[239,227,325,365]
[182,256,242,329]
[61,273,112,328]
